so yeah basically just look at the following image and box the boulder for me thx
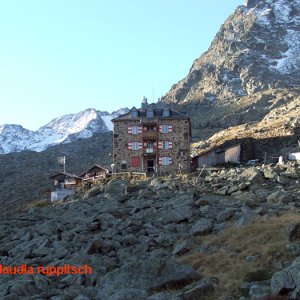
[96,257,201,299]
[242,168,264,184]
[288,223,300,242]
[105,178,129,195]
[190,219,213,236]
[173,240,192,256]
[271,270,295,295]
[176,280,214,299]
[263,168,278,180]
[162,206,193,224]
[266,191,292,204]
[249,284,271,300]
[217,208,236,222]
[146,293,180,300]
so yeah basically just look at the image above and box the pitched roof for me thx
[111,105,189,122]
[79,164,108,177]
[49,172,83,180]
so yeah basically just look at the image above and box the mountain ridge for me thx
[161,0,300,147]
[0,107,129,154]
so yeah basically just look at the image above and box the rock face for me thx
[164,0,300,104]
[161,0,300,141]
[0,161,299,299]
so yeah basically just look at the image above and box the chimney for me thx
[141,96,148,109]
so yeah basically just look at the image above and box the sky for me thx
[0,0,244,130]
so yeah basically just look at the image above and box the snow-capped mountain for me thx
[0,108,129,154]
[163,0,300,105]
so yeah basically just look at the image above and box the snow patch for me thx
[101,116,113,131]
[272,29,300,74]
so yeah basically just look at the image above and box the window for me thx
[131,157,140,167]
[162,141,172,150]
[160,157,172,165]
[162,108,170,117]
[131,108,138,118]
[160,125,173,133]
[128,142,142,150]
[121,160,127,170]
[146,109,154,118]
[132,126,140,135]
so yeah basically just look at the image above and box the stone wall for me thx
[112,118,190,175]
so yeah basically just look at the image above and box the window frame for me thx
[161,125,169,133]
[162,141,170,150]
[131,125,140,135]
[131,142,140,151]
[161,157,172,166]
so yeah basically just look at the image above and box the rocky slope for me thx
[192,89,300,159]
[0,162,300,299]
[0,108,128,154]
[161,0,300,142]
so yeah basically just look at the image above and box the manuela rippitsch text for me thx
[0,264,93,276]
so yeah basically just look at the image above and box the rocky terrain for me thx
[161,0,300,146]
[191,89,300,159]
[0,161,300,299]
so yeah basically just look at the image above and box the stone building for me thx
[111,98,191,176]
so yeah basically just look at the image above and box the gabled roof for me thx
[111,105,189,122]
[79,164,108,177]
[49,172,83,180]
[193,143,241,159]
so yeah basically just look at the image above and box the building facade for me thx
[112,99,191,176]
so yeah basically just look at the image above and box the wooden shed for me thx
[49,172,82,190]
[79,164,109,180]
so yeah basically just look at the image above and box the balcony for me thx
[143,148,157,155]
[142,131,158,139]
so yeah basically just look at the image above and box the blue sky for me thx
[0,0,244,130]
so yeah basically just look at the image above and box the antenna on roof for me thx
[152,86,155,103]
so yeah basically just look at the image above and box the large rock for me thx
[96,257,201,299]
[266,191,292,204]
[288,223,300,242]
[242,168,264,184]
[176,280,214,299]
[105,178,129,195]
[162,206,193,224]
[190,219,213,236]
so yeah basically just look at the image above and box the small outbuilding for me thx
[193,144,241,168]
[79,164,109,180]
[49,172,83,201]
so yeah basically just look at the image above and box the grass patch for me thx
[179,212,300,298]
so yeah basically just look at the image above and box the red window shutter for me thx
[139,142,143,150]
[128,142,132,150]
[169,142,173,149]
[168,125,173,132]
[128,126,132,134]
[131,157,140,167]
[159,157,163,165]
[159,125,163,133]
[139,126,143,134]
[158,142,163,149]
[169,157,173,164]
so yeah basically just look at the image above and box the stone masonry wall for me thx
[112,118,190,175]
